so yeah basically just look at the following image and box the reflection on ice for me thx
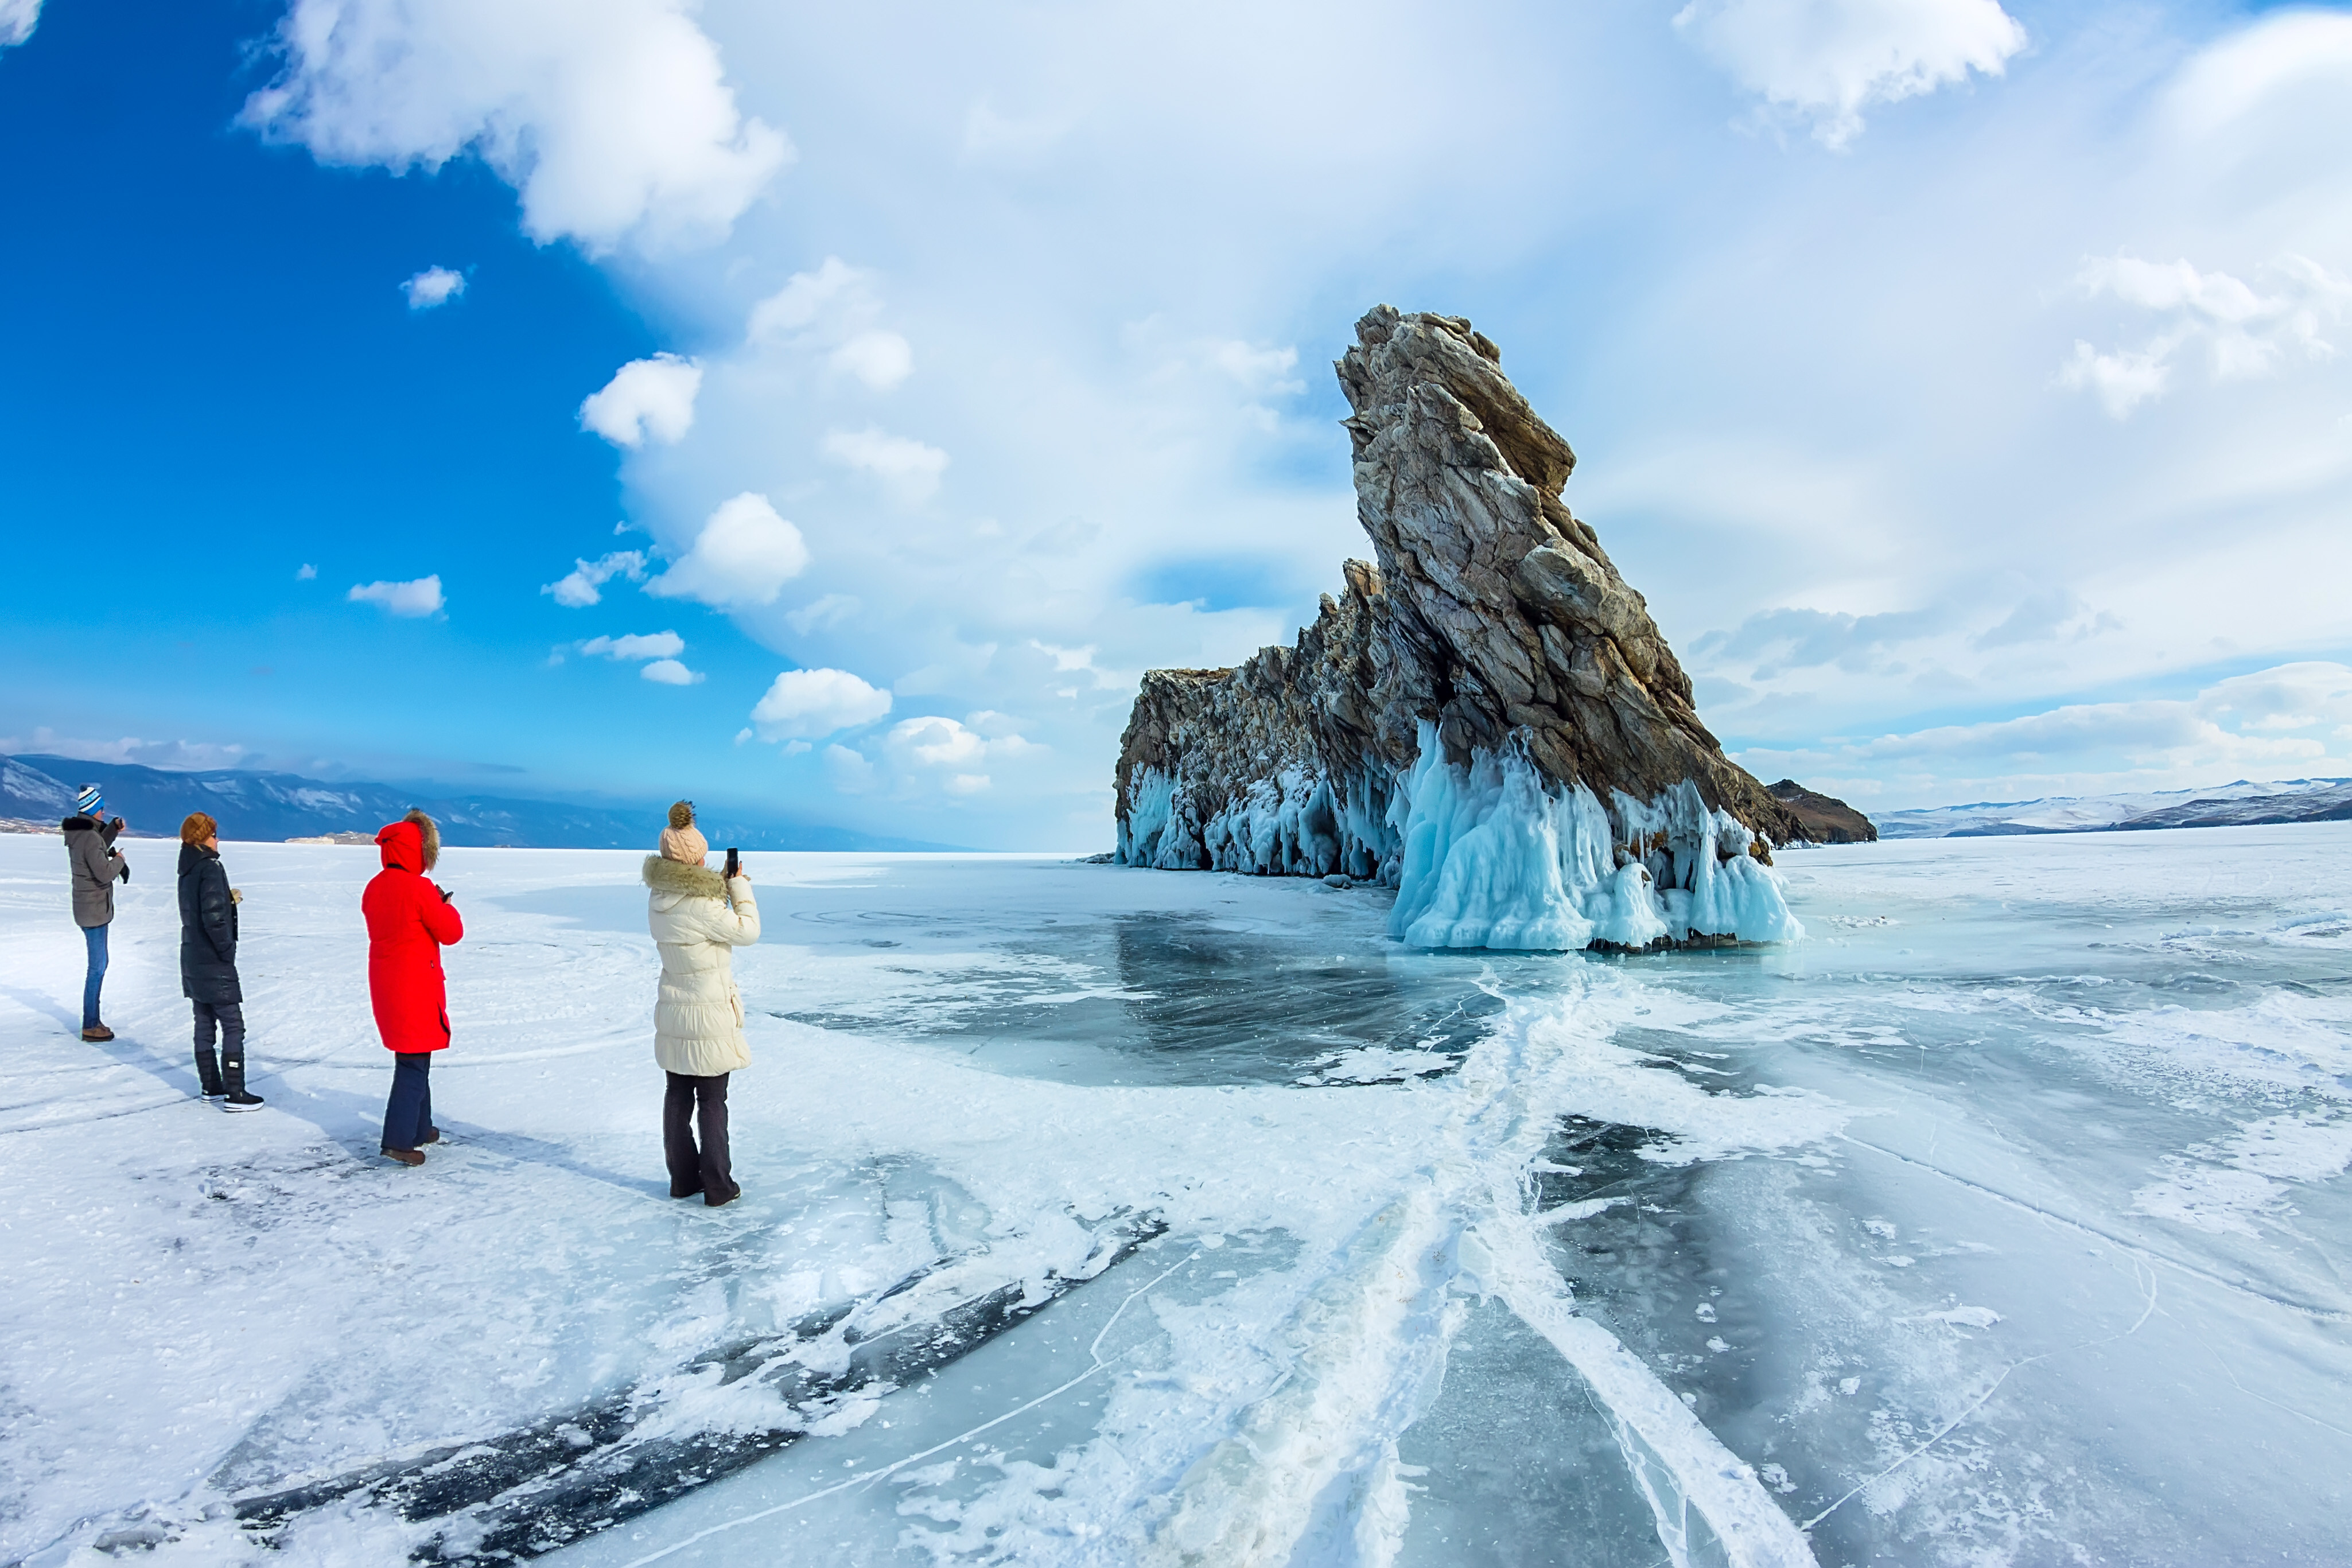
[772,907,1509,1087]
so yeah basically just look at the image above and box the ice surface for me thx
[3,823,2350,1566]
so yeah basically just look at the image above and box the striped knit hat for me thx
[76,785,103,817]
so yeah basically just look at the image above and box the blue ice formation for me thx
[1117,722,1802,952]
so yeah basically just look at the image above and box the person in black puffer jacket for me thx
[178,812,263,1111]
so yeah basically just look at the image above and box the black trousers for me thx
[663,1071,735,1203]
[383,1052,434,1153]
[192,1001,244,1095]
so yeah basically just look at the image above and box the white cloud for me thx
[829,330,913,391]
[884,714,987,770]
[0,0,39,49]
[348,575,444,617]
[821,427,948,503]
[646,493,808,608]
[1673,0,2026,148]
[640,658,702,685]
[2060,254,2349,418]
[401,266,466,308]
[579,630,685,660]
[2058,341,2171,419]
[580,353,701,447]
[1737,662,2352,806]
[1207,340,1304,396]
[746,258,913,390]
[786,593,860,635]
[296,563,317,580]
[240,0,789,254]
[1,729,248,771]
[542,549,648,608]
[750,667,892,741]
[748,256,876,341]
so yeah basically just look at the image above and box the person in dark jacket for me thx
[364,809,463,1165]
[63,784,130,1041]
[177,812,263,1111]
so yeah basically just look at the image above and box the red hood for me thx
[376,820,423,872]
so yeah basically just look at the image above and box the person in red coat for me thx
[366,809,463,1165]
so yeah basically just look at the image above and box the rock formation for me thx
[1766,780,1878,844]
[1114,306,1810,951]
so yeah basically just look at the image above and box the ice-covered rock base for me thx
[1121,722,1800,951]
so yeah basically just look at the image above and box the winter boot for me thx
[194,1042,226,1100]
[220,1050,265,1112]
[81,1025,115,1042]
[382,1146,426,1166]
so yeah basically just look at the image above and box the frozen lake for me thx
[2,826,2347,1566]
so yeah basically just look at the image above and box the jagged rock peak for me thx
[1114,306,1811,952]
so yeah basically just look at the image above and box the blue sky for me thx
[3,0,2350,846]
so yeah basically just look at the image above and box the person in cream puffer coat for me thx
[644,802,759,1205]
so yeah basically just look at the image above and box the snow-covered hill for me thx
[1875,776,2352,838]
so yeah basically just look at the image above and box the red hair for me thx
[181,812,218,847]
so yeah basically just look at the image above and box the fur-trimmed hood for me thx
[643,854,728,899]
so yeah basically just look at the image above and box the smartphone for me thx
[724,847,740,880]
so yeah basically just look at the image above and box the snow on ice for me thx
[3,824,2351,1565]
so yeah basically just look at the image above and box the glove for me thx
[118,862,130,884]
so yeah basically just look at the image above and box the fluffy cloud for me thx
[579,630,685,660]
[580,353,701,447]
[401,266,465,309]
[748,256,874,340]
[829,332,913,391]
[0,0,39,49]
[747,257,913,390]
[646,493,808,608]
[348,575,445,617]
[296,563,317,580]
[1673,0,2026,147]
[542,550,648,608]
[2060,254,2349,418]
[563,632,701,682]
[240,0,789,253]
[821,427,948,503]
[749,667,892,741]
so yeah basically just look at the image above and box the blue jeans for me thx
[81,923,108,1030]
[383,1052,435,1153]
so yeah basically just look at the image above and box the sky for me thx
[2,0,2349,846]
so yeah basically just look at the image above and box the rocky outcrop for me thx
[1114,306,1813,952]
[1766,780,1878,844]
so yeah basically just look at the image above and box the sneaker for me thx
[222,1091,265,1112]
[80,1025,115,1042]
[382,1147,426,1166]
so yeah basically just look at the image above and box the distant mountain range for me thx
[1873,777,2352,839]
[0,754,969,852]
